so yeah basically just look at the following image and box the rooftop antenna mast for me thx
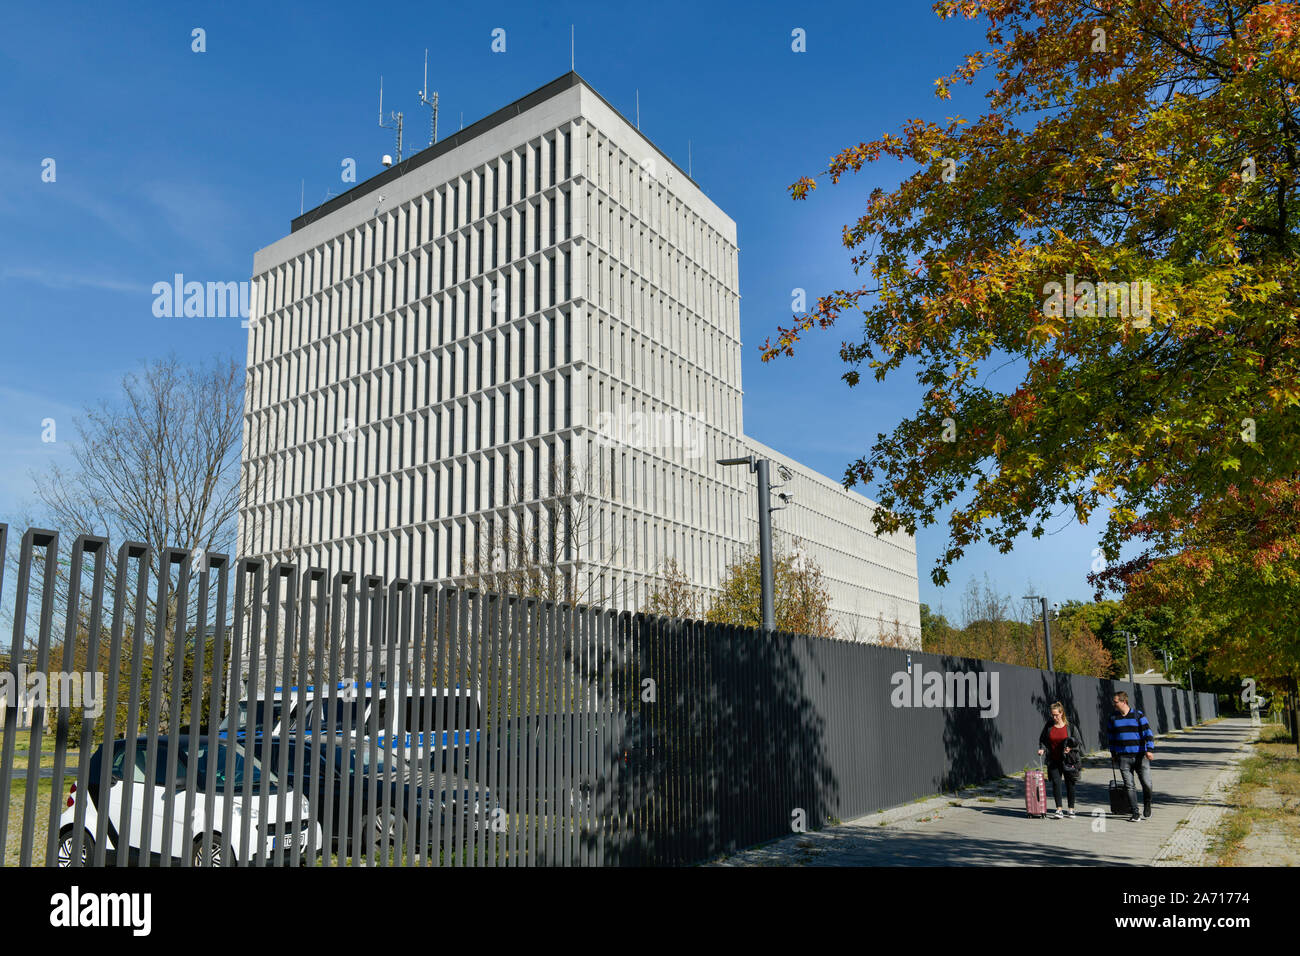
[379,75,403,164]
[418,49,439,147]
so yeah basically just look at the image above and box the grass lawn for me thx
[1209,723,1300,866]
[3,777,56,867]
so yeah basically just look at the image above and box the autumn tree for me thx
[765,0,1300,597]
[704,543,837,638]
[919,602,959,650]
[919,578,1113,677]
[1102,476,1300,733]
[1049,614,1116,678]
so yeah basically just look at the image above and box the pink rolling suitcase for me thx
[1025,757,1047,818]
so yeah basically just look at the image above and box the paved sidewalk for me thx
[712,717,1254,866]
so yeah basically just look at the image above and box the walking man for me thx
[1108,691,1155,822]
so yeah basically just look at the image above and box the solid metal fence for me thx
[0,524,1219,867]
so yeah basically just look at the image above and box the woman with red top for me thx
[1037,702,1081,818]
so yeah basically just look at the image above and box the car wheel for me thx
[192,833,225,867]
[368,808,399,860]
[56,827,93,867]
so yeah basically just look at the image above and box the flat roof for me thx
[290,70,703,234]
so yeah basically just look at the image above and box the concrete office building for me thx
[240,73,920,646]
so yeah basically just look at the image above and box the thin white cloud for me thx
[0,266,151,295]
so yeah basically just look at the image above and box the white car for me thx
[57,735,320,866]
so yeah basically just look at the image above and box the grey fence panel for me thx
[44,535,82,865]
[378,581,402,865]
[590,607,606,867]
[64,536,110,868]
[1,523,1226,868]
[0,521,8,859]
[576,604,591,867]
[204,553,230,866]
[302,567,325,867]
[184,551,216,868]
[329,570,353,866]
[559,604,573,867]
[158,550,192,867]
[487,593,504,867]
[363,576,384,868]
[538,601,553,865]
[473,587,488,867]
[409,583,430,866]
[11,530,58,867]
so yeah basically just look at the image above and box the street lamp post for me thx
[1117,630,1137,687]
[718,454,775,633]
[1022,595,1054,674]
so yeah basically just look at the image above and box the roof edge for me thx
[290,70,706,235]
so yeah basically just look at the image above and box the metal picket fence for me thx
[0,524,1219,867]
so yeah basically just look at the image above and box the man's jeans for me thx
[1116,754,1153,815]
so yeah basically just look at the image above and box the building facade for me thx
[240,73,920,645]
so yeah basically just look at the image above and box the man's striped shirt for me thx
[1108,709,1154,756]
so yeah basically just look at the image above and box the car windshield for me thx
[186,740,280,794]
[284,696,365,734]
[217,699,283,735]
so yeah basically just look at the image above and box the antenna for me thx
[636,89,640,130]
[570,24,575,71]
[418,49,439,147]
[379,75,404,162]
[688,140,692,177]
[300,179,304,215]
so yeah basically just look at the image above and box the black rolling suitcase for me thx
[1109,764,1132,815]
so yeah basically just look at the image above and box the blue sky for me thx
[0,0,1114,620]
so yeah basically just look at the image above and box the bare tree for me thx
[460,449,627,609]
[869,614,916,649]
[640,558,701,620]
[5,356,246,615]
[1,356,278,732]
